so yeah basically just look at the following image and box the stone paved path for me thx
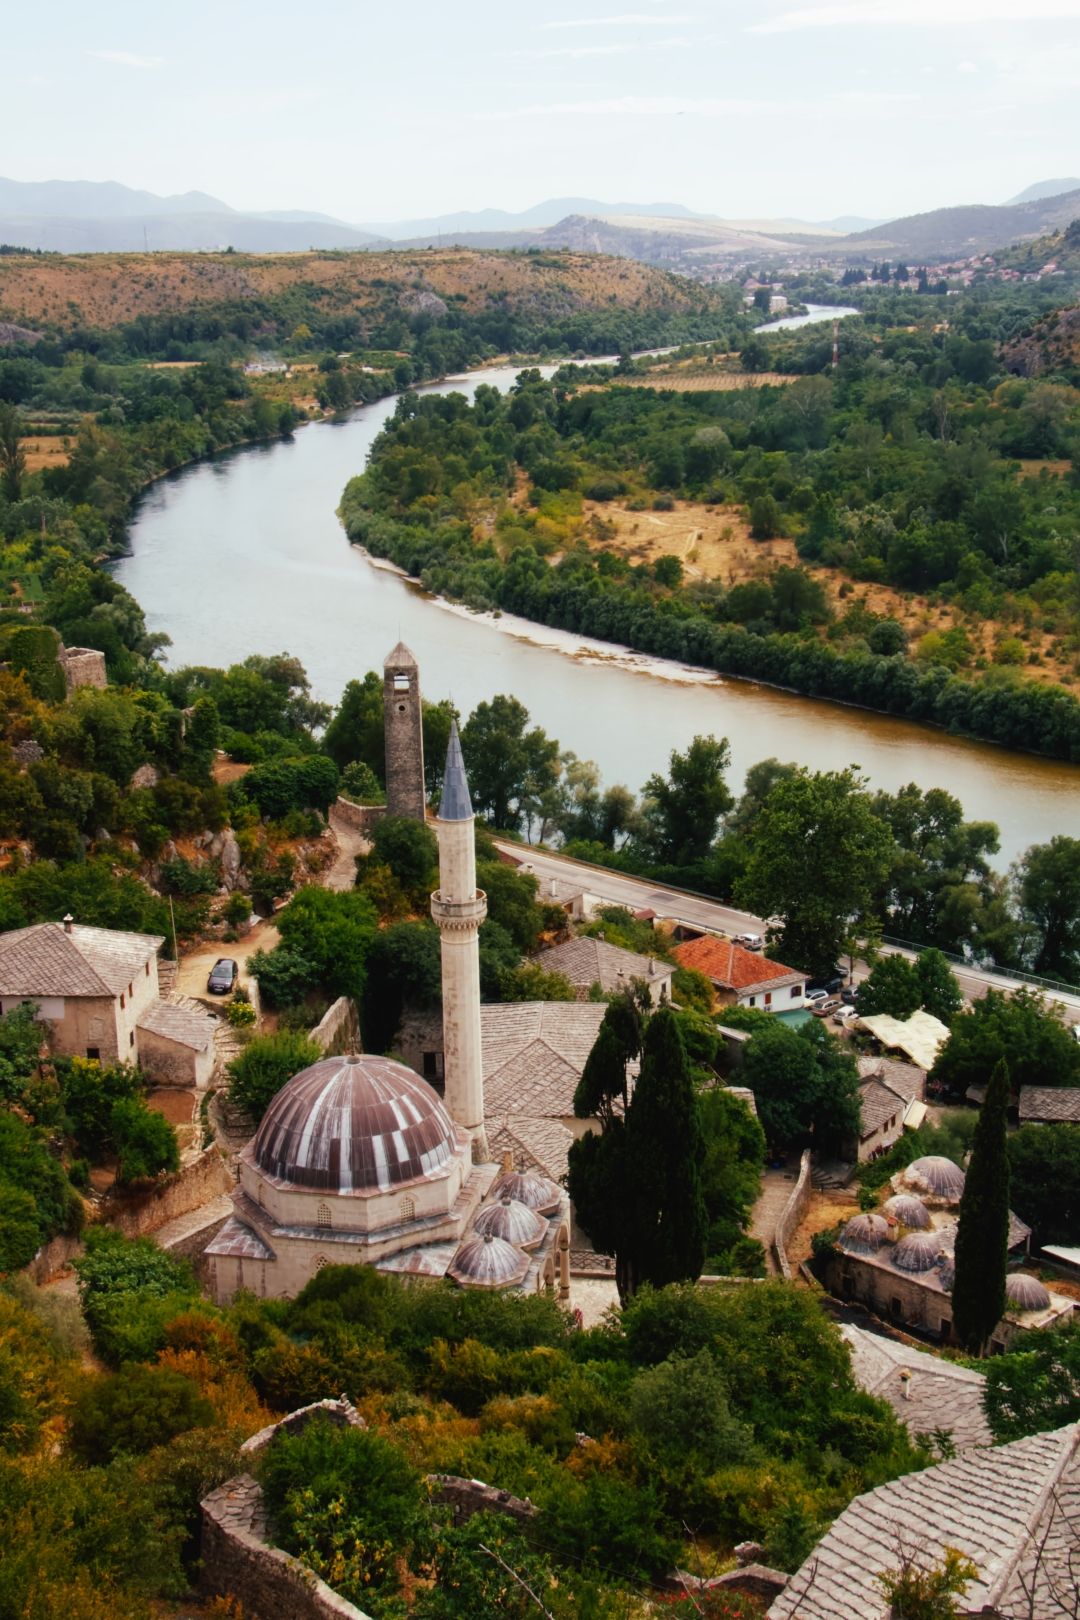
[749,1168,799,1276]
[325,804,371,892]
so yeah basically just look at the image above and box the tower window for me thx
[316,1203,331,1229]
[393,675,410,693]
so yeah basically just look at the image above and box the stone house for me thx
[839,1323,991,1451]
[849,1058,928,1163]
[672,934,806,1014]
[1018,1085,1080,1125]
[531,935,673,1004]
[0,919,215,1088]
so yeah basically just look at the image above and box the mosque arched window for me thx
[316,1203,331,1229]
[400,1196,416,1223]
[314,1255,327,1272]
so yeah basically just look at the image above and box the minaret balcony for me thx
[431,889,488,929]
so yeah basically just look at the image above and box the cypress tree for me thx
[952,1058,1011,1355]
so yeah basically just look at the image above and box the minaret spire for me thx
[431,720,489,1158]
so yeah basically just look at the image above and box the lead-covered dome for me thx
[1005,1273,1051,1313]
[489,1168,563,1215]
[892,1231,944,1273]
[251,1053,459,1193]
[472,1195,547,1252]
[839,1213,890,1255]
[882,1194,931,1230]
[448,1231,531,1290]
[900,1156,966,1200]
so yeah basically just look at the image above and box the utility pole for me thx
[832,318,840,370]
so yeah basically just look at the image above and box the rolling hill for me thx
[835,188,1080,260]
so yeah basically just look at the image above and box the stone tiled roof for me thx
[0,922,162,998]
[769,1424,1080,1620]
[672,935,802,994]
[488,1114,575,1184]
[481,1001,608,1119]
[1019,1085,1080,1123]
[137,998,215,1052]
[859,1078,905,1136]
[857,1055,927,1101]
[840,1324,991,1451]
[533,936,672,994]
[205,1216,276,1261]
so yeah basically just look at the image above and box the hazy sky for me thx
[6,0,1079,222]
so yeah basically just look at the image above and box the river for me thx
[116,311,1079,869]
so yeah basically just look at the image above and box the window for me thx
[748,996,756,1007]
[128,982,133,998]
[119,993,125,1010]
[316,1203,331,1229]
[86,1046,100,1061]
[400,1196,416,1223]
[790,985,801,999]
[422,1051,444,1081]
[314,1255,327,1272]
[129,1031,135,1048]
[145,962,150,976]
[393,674,410,693]
[890,1297,903,1319]
[764,992,772,1007]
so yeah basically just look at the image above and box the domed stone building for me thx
[206,704,570,1304]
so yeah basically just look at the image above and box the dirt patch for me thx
[211,757,252,785]
[1015,458,1071,479]
[147,1088,198,1125]
[785,1188,859,1273]
[176,918,280,1000]
[584,497,765,583]
[579,369,795,394]
[19,435,71,470]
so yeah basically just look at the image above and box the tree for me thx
[227,1031,322,1120]
[109,1098,179,1184]
[1007,1125,1080,1247]
[361,921,442,1053]
[1013,836,1080,985]
[915,947,963,1023]
[738,1018,860,1148]
[737,768,895,979]
[698,1086,766,1272]
[641,735,733,866]
[857,955,921,1019]
[875,1545,978,1620]
[461,695,559,835]
[872,783,1000,956]
[274,884,379,1003]
[569,1006,705,1303]
[983,1317,1080,1442]
[0,402,26,502]
[362,815,438,903]
[952,1058,1010,1355]
[322,673,385,775]
[930,988,1080,1100]
[68,1364,213,1464]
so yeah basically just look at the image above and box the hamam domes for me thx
[207,674,570,1304]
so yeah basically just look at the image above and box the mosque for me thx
[205,651,572,1304]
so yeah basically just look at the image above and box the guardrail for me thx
[880,935,1080,998]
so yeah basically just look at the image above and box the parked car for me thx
[813,996,842,1018]
[833,1004,859,1025]
[840,986,860,1006]
[805,988,829,1006]
[808,974,846,996]
[207,958,238,995]
[735,932,763,950]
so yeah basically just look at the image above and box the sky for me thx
[4,0,1079,224]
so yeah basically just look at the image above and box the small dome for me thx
[473,1195,547,1251]
[447,1231,531,1290]
[882,1194,932,1230]
[251,1053,459,1193]
[1005,1273,1051,1313]
[901,1156,966,1200]
[892,1231,945,1273]
[839,1213,890,1255]
[489,1168,563,1215]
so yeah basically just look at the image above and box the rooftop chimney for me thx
[62,913,73,934]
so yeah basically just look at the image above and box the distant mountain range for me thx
[0,176,1077,264]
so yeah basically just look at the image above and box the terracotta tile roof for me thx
[769,1424,1080,1619]
[672,935,802,993]
[1019,1085,1080,1123]
[839,1324,991,1451]
[0,922,162,998]
[533,937,672,994]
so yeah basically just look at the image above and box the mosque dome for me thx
[472,1195,547,1251]
[489,1168,563,1215]
[838,1213,890,1255]
[882,1194,932,1230]
[447,1231,531,1290]
[250,1053,459,1194]
[900,1156,966,1200]
[892,1231,945,1273]
[1005,1273,1051,1313]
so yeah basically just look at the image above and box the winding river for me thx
[117,311,1080,869]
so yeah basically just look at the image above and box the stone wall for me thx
[240,1397,366,1457]
[103,1143,233,1240]
[773,1148,812,1280]
[394,1006,443,1081]
[333,797,387,836]
[201,1475,373,1620]
[308,997,361,1056]
[58,645,108,692]
[25,1230,84,1284]
[427,1474,538,1528]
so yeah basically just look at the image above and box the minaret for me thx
[431,722,489,1159]
[383,643,426,821]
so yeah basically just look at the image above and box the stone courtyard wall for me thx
[333,797,387,836]
[103,1143,233,1240]
[773,1148,812,1280]
[308,997,361,1056]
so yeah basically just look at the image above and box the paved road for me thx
[497,840,1080,1023]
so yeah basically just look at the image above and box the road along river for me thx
[117,323,1079,870]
